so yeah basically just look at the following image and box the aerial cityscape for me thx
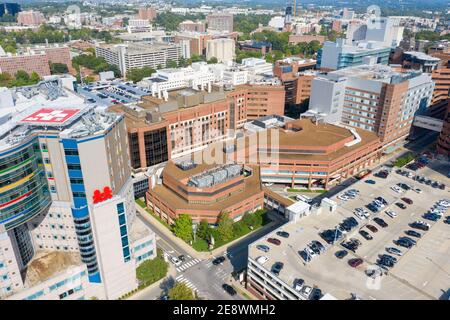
[0,0,448,305]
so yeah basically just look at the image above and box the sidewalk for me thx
[136,204,283,260]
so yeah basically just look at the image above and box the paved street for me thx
[135,211,285,300]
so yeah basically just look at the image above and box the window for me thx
[72,191,86,198]
[64,149,79,156]
[67,164,82,170]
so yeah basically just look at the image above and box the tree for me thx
[242,212,258,228]
[15,70,30,82]
[126,66,155,82]
[172,214,193,242]
[169,282,195,300]
[196,219,211,241]
[136,249,168,285]
[50,62,69,75]
[166,59,178,68]
[30,72,40,84]
[217,212,234,242]
[207,57,218,64]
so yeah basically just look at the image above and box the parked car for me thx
[374,217,388,228]
[335,250,348,259]
[299,250,311,263]
[401,197,413,205]
[267,238,281,245]
[271,262,284,276]
[276,231,290,238]
[359,230,373,240]
[256,256,269,264]
[385,210,398,219]
[405,230,422,238]
[386,247,403,256]
[409,222,430,231]
[365,179,376,184]
[396,202,407,210]
[222,284,236,296]
[366,224,378,233]
[256,244,270,253]
[293,278,304,292]
[310,288,323,300]
[348,258,363,268]
[300,285,313,298]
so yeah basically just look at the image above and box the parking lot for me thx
[249,158,450,300]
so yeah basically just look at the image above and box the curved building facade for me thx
[0,137,51,232]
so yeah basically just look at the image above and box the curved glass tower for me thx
[0,138,51,231]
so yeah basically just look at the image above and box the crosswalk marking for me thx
[176,258,202,272]
[175,275,198,293]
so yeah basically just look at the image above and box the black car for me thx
[320,229,343,244]
[379,254,397,263]
[375,196,388,205]
[395,239,413,249]
[341,241,358,252]
[310,288,323,300]
[335,250,348,259]
[405,230,422,238]
[212,256,226,265]
[410,222,429,231]
[359,230,373,240]
[373,217,388,228]
[399,236,417,245]
[309,240,325,254]
[444,216,450,224]
[271,262,284,275]
[299,250,311,263]
[178,255,186,262]
[276,231,290,238]
[222,284,236,296]
[423,213,441,221]
[396,202,407,209]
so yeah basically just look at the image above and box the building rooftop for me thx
[97,42,180,55]
[243,118,379,161]
[128,216,152,243]
[325,64,425,84]
[23,251,83,287]
[152,163,262,212]
[0,80,119,151]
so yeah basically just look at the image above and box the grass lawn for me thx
[287,188,327,193]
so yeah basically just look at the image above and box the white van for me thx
[256,256,269,265]
[296,194,312,203]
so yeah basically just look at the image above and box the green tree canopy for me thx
[50,63,69,75]
[169,282,195,300]
[166,59,178,68]
[196,220,211,241]
[135,249,168,285]
[172,214,193,243]
[217,212,234,242]
[207,57,218,64]
[126,66,156,82]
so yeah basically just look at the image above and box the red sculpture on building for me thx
[93,186,113,204]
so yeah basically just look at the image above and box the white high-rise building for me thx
[206,38,235,63]
[0,79,156,300]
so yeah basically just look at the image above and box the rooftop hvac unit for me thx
[212,169,227,184]
[226,164,242,177]
[176,160,197,171]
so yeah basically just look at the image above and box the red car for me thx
[366,224,378,233]
[267,237,281,245]
[348,258,363,268]
[401,197,413,205]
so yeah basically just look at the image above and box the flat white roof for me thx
[287,200,310,214]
